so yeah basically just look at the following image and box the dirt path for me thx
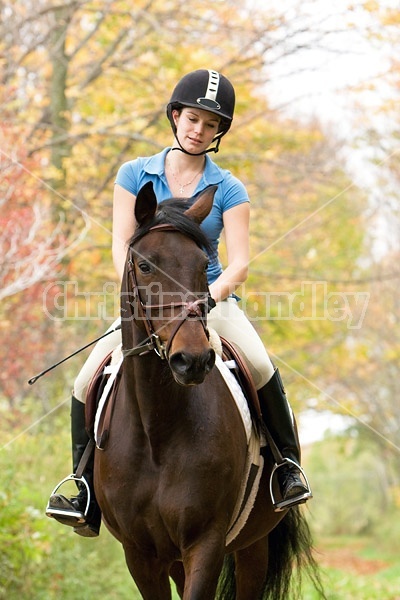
[316,546,389,575]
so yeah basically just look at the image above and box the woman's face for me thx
[172,107,221,154]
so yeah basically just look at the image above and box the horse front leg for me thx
[123,544,172,600]
[181,534,226,600]
[234,537,269,600]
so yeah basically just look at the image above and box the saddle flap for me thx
[219,336,261,423]
[85,347,123,448]
[85,352,113,435]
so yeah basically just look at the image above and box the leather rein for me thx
[122,223,211,361]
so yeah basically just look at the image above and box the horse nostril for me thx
[169,348,216,384]
[205,348,215,373]
[169,352,192,376]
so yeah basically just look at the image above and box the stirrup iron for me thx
[269,458,312,512]
[45,474,91,522]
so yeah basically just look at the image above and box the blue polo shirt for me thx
[115,148,249,284]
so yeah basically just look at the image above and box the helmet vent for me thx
[197,97,221,110]
[196,70,221,111]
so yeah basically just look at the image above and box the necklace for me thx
[167,156,204,195]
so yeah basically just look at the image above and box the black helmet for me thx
[167,69,235,153]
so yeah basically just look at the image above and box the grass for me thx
[302,535,400,600]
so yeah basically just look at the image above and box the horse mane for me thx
[129,197,215,258]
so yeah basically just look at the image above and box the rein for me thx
[122,223,210,361]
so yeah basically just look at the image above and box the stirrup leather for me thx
[45,474,91,522]
[269,458,312,512]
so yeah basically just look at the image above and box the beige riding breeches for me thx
[73,297,274,403]
[207,297,274,388]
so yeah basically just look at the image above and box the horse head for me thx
[121,182,217,385]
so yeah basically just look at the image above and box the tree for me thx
[0,113,92,407]
[329,3,400,471]
[0,0,374,418]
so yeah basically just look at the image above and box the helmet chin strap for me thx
[171,134,221,155]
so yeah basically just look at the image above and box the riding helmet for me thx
[166,69,235,141]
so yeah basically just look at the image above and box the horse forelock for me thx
[128,198,214,257]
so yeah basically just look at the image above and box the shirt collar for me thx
[144,148,224,185]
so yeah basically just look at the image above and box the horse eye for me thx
[138,261,152,274]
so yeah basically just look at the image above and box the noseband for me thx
[122,224,211,361]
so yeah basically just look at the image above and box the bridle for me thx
[122,224,211,361]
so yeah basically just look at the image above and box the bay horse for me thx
[94,182,322,599]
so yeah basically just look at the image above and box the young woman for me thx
[46,69,312,537]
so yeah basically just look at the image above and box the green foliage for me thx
[0,404,185,599]
[298,432,400,599]
[301,560,400,600]
[0,410,136,599]
[305,526,400,599]
[305,433,393,537]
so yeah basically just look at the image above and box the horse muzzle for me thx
[169,347,216,386]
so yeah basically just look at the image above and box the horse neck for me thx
[122,351,193,448]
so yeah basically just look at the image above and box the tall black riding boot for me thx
[46,396,101,537]
[258,368,312,511]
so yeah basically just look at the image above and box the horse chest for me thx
[103,432,241,542]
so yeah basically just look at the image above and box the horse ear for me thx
[135,181,157,226]
[185,185,217,224]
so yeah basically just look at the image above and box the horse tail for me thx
[215,554,236,599]
[263,506,326,600]
[215,507,325,600]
